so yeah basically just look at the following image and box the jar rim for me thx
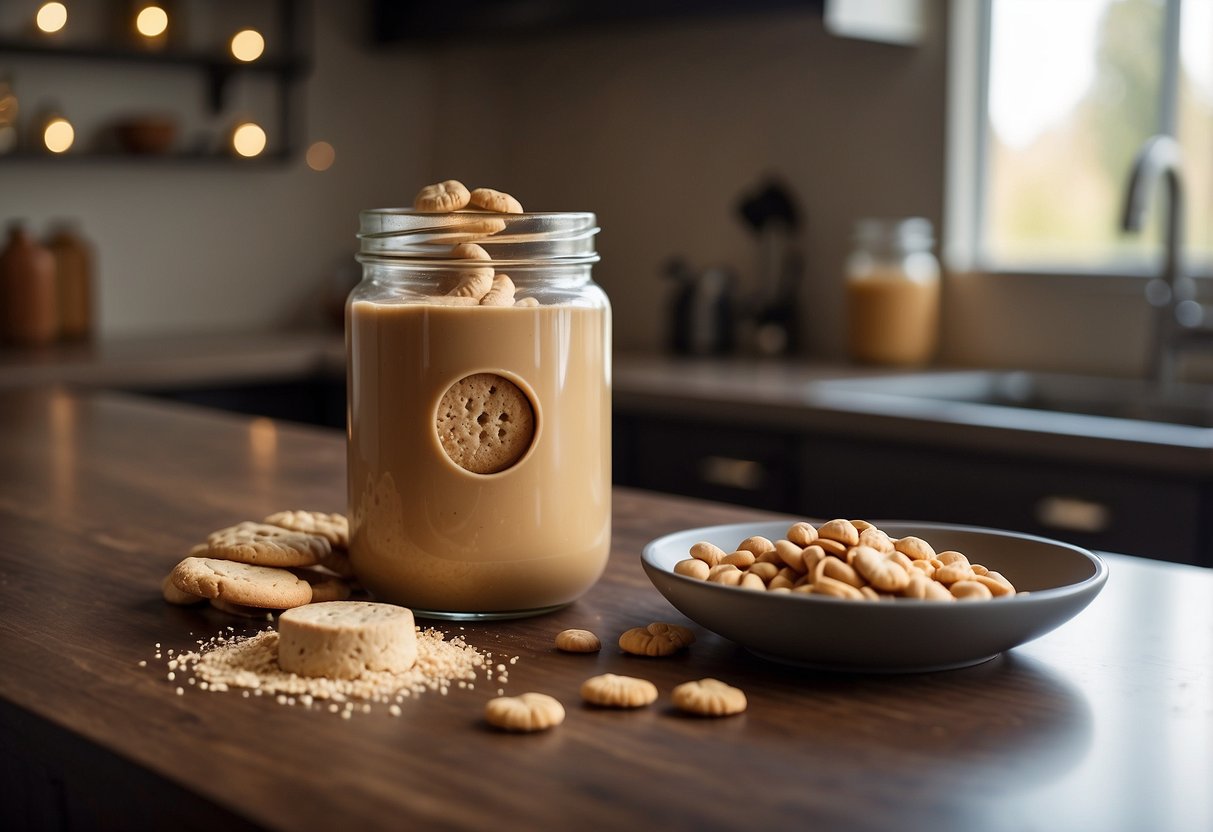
[358,208,600,266]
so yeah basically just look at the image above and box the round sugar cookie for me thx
[169,557,313,609]
[205,521,329,567]
[277,601,417,680]
[436,373,535,474]
[264,511,349,549]
[288,568,352,603]
[162,573,204,606]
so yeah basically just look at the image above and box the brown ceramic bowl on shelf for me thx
[115,116,178,155]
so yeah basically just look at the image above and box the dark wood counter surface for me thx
[1,388,1210,832]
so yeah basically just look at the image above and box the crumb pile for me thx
[150,626,517,718]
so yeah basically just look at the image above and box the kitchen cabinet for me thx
[135,375,345,429]
[615,414,802,513]
[797,435,1208,567]
[614,412,1212,567]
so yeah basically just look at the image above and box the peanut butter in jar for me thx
[347,207,610,620]
[845,218,940,367]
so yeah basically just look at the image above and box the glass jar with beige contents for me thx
[348,208,610,619]
[845,218,940,367]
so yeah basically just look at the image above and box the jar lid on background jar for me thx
[853,217,934,253]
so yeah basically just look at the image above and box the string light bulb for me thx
[43,117,74,153]
[230,29,265,62]
[36,2,68,34]
[232,122,266,158]
[135,5,168,38]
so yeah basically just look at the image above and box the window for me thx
[947,0,1213,275]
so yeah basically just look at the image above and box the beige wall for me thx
[426,8,949,357]
[6,2,1159,376]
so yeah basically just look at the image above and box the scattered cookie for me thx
[277,601,417,680]
[468,187,523,214]
[162,574,204,606]
[317,549,356,579]
[446,242,494,301]
[671,678,747,717]
[580,674,658,709]
[479,274,516,307]
[436,373,536,475]
[618,622,695,657]
[289,568,352,603]
[264,511,349,549]
[169,557,313,609]
[485,692,565,732]
[205,522,330,568]
[414,179,471,212]
[554,629,601,653]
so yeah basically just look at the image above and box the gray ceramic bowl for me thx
[641,520,1108,672]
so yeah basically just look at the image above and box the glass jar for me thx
[845,218,941,366]
[347,210,611,620]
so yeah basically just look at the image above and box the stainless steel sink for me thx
[812,370,1213,429]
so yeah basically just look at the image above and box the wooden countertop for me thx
[1,387,1209,831]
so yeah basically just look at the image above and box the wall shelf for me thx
[0,0,310,163]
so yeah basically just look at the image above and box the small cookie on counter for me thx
[170,557,313,609]
[671,678,747,717]
[485,692,564,733]
[580,674,658,708]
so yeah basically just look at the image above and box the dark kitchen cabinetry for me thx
[613,412,1213,567]
[797,436,1208,567]
[613,414,803,513]
[132,375,344,429]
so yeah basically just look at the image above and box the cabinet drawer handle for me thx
[1034,495,1111,534]
[699,456,765,491]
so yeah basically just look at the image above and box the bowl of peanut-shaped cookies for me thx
[641,519,1107,672]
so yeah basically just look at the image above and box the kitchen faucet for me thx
[1121,134,1213,385]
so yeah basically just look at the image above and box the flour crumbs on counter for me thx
[148,625,515,717]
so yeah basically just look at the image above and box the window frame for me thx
[944,0,1205,281]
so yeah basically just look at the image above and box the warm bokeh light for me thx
[306,141,335,171]
[135,5,168,38]
[36,2,68,33]
[232,122,266,157]
[230,29,265,62]
[248,417,278,474]
[43,117,74,153]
